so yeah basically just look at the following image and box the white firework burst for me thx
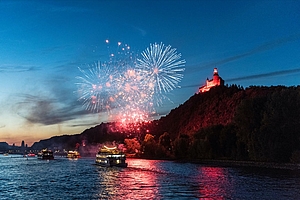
[75,61,116,113]
[136,42,186,94]
[75,41,186,126]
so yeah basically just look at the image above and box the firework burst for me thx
[76,41,185,128]
[136,42,186,99]
[76,40,137,114]
[75,61,117,113]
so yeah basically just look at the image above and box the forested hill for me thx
[155,84,283,138]
[32,85,300,163]
[153,85,300,163]
[156,85,245,137]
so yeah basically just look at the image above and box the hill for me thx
[31,85,300,163]
[152,85,300,163]
[153,84,284,138]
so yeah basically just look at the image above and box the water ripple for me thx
[0,155,300,199]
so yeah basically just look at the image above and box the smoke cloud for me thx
[15,94,86,125]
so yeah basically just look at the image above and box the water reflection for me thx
[198,167,232,199]
[96,159,161,199]
[1,156,300,199]
[95,159,236,199]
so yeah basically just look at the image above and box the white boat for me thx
[67,150,81,159]
[37,149,54,160]
[95,145,127,167]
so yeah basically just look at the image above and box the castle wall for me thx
[199,68,224,93]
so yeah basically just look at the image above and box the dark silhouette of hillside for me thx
[31,85,300,163]
[153,85,281,138]
[31,122,127,156]
[152,85,300,163]
[156,85,243,137]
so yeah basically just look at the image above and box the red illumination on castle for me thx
[199,68,224,93]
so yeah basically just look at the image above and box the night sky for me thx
[1,0,300,146]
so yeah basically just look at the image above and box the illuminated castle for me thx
[199,68,224,93]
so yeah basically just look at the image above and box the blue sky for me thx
[0,0,300,146]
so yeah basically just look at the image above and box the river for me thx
[0,155,299,199]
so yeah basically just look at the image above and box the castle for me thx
[199,68,224,93]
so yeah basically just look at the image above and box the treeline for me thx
[32,85,300,163]
[131,85,300,163]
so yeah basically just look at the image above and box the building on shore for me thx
[199,68,224,93]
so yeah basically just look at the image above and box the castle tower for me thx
[213,68,219,81]
[199,68,224,93]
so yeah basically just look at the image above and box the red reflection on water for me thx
[198,167,232,199]
[96,159,161,199]
[121,159,160,198]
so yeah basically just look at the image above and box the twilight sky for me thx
[1,0,300,146]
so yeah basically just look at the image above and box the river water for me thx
[0,155,300,199]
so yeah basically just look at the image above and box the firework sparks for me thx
[136,42,186,97]
[75,61,117,113]
[76,41,185,129]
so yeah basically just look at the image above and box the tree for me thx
[259,88,300,162]
[173,134,190,159]
[144,134,155,143]
[159,132,172,152]
[234,97,267,161]
[234,86,300,162]
[219,124,237,159]
[141,134,157,158]
[124,138,141,154]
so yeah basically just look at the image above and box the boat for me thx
[3,153,8,156]
[37,149,54,160]
[27,153,36,157]
[95,145,128,167]
[67,150,81,159]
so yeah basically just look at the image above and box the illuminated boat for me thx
[67,150,81,159]
[27,153,36,157]
[3,153,8,156]
[95,146,128,167]
[37,149,54,160]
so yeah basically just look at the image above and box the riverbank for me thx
[188,159,300,170]
[129,155,300,170]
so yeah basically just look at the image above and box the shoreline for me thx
[129,156,300,170]
[188,159,300,170]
